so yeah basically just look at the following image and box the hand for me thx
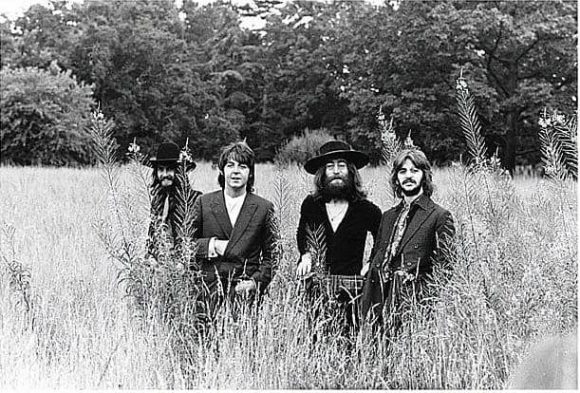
[235,279,257,295]
[296,253,312,278]
[214,240,229,256]
[144,254,158,268]
[360,263,370,277]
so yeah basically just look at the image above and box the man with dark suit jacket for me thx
[146,141,201,261]
[296,140,382,330]
[361,148,455,328]
[192,141,278,303]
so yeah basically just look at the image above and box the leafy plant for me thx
[88,109,208,339]
[0,62,97,165]
[275,128,335,166]
[538,108,577,181]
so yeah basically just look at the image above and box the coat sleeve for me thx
[146,186,164,257]
[433,209,455,275]
[367,212,386,267]
[296,196,310,256]
[368,201,382,245]
[251,202,279,287]
[191,196,211,259]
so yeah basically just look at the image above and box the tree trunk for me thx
[503,63,519,173]
[504,111,518,173]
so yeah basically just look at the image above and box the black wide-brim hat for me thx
[149,142,196,170]
[304,140,369,174]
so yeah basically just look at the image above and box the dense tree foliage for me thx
[0,0,576,168]
[0,62,96,165]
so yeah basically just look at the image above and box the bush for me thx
[275,128,335,166]
[0,62,97,166]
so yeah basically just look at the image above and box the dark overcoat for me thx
[147,182,202,258]
[360,194,455,322]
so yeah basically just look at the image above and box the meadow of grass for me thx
[0,162,576,389]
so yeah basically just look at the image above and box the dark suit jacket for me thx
[361,194,454,319]
[192,190,278,290]
[369,194,454,275]
[147,183,202,258]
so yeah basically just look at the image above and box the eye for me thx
[239,164,248,170]
[337,162,347,170]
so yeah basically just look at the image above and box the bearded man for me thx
[296,140,382,329]
[146,141,201,260]
[361,148,455,328]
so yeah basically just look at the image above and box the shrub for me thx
[0,62,97,166]
[275,128,334,166]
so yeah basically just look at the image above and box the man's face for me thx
[157,165,176,188]
[223,159,250,192]
[322,159,352,200]
[324,159,349,185]
[396,158,424,197]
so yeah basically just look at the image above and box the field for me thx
[0,162,576,389]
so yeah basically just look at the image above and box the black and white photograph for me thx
[0,0,577,389]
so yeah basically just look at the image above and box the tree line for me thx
[1,0,576,169]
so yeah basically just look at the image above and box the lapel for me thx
[397,195,435,251]
[380,204,402,254]
[210,192,233,237]
[227,193,258,252]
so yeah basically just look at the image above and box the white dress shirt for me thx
[208,191,247,257]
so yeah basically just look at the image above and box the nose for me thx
[331,163,340,174]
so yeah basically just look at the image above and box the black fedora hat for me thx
[304,140,369,174]
[149,142,196,170]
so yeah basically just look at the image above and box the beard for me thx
[158,175,175,188]
[321,174,353,201]
[400,180,422,197]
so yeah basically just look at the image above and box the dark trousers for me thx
[302,277,363,339]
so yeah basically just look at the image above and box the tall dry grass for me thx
[0,158,576,388]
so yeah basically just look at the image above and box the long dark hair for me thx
[217,141,255,193]
[390,149,434,198]
[150,164,194,219]
[313,160,367,202]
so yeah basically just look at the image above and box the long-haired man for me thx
[147,141,201,259]
[296,140,382,330]
[361,148,455,328]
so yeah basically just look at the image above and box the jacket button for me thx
[413,244,419,249]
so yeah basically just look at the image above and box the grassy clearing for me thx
[0,163,576,389]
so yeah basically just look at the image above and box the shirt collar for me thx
[400,193,430,211]
[224,190,247,203]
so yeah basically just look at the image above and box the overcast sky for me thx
[0,0,50,19]
[0,0,387,18]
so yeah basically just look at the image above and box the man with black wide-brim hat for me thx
[146,141,201,260]
[296,140,382,331]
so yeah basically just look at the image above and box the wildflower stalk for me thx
[87,110,136,267]
[455,73,488,168]
[538,108,577,182]
[378,107,401,163]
